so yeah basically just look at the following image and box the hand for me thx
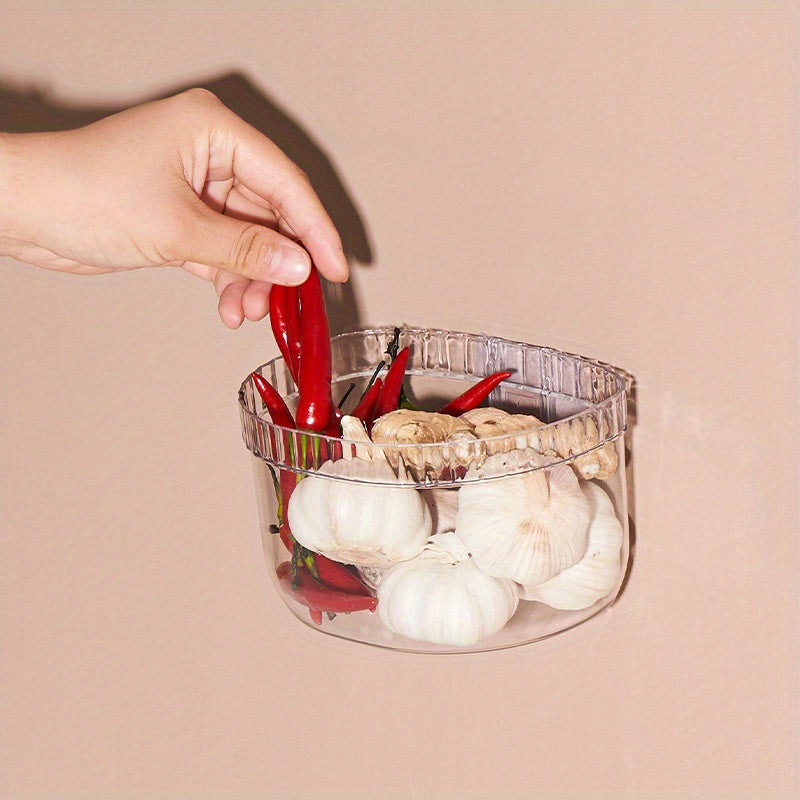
[0,88,349,327]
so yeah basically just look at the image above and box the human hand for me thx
[0,88,348,327]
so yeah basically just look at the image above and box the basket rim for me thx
[238,326,629,482]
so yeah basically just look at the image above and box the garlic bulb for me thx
[287,457,431,569]
[455,449,590,585]
[377,532,519,646]
[522,481,624,609]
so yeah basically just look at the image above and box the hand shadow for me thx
[0,71,372,335]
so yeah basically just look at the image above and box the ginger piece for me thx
[461,407,551,456]
[461,407,618,479]
[548,415,618,480]
[371,409,483,479]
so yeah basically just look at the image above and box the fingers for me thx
[216,117,349,284]
[214,269,271,329]
[184,200,312,285]
[242,279,271,320]
[215,271,248,328]
[169,89,351,326]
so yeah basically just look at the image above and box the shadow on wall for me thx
[0,71,372,335]
[617,369,638,604]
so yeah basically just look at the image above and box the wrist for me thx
[0,132,15,249]
[0,132,30,256]
[0,131,55,259]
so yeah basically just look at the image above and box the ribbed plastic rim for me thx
[238,326,629,487]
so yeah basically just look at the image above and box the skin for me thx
[0,88,349,328]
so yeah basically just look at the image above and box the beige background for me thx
[1,3,798,799]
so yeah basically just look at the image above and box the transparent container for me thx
[239,327,630,654]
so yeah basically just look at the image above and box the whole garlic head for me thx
[377,532,519,646]
[287,457,432,569]
[455,449,590,585]
[521,481,624,609]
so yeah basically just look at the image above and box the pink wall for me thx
[1,3,797,798]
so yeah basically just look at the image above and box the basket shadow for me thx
[616,371,638,603]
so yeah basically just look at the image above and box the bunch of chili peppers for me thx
[255,266,374,624]
[254,281,515,625]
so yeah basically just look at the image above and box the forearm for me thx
[0,128,120,274]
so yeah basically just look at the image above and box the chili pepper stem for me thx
[357,360,386,404]
[337,382,356,408]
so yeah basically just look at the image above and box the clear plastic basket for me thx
[239,327,630,653]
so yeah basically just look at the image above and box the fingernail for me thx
[270,247,311,285]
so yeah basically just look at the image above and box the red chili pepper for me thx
[251,372,296,429]
[296,265,333,433]
[276,561,377,614]
[351,377,383,425]
[283,286,302,379]
[309,609,324,625]
[269,285,302,383]
[326,404,342,437]
[278,519,370,594]
[277,468,299,542]
[312,554,372,595]
[372,346,411,420]
[439,371,513,415]
[278,468,300,549]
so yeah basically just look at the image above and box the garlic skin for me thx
[455,449,590,585]
[377,533,519,646]
[287,457,431,569]
[356,564,387,591]
[340,414,377,461]
[423,487,460,537]
[521,481,624,609]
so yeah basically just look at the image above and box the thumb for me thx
[181,203,311,284]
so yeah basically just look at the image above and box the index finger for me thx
[218,115,349,284]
